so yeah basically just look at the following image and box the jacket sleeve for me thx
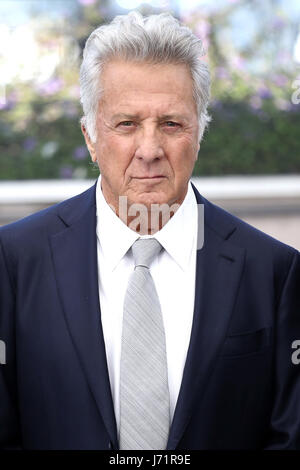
[0,235,22,449]
[264,249,300,449]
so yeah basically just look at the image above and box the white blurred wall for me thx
[0,176,299,250]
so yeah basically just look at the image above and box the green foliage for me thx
[193,100,300,176]
[0,97,98,180]
[0,0,299,179]
[1,96,299,179]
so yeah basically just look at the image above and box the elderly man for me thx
[0,12,299,450]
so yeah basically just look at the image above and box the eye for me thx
[118,121,134,127]
[165,121,180,128]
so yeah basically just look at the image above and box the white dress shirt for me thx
[95,175,198,433]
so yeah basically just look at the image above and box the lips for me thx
[134,176,165,179]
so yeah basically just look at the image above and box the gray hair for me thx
[79,11,211,143]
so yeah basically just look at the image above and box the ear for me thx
[81,123,97,163]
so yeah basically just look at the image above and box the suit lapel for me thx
[49,182,118,449]
[167,186,246,449]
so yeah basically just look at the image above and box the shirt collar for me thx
[96,176,139,271]
[96,175,198,271]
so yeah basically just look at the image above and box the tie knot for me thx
[131,238,162,269]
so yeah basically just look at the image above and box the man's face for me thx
[82,59,200,210]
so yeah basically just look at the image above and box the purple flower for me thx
[0,99,8,110]
[231,55,245,71]
[211,99,223,110]
[272,74,288,87]
[258,87,273,100]
[23,137,37,152]
[73,145,88,160]
[194,20,211,39]
[78,0,96,5]
[215,67,229,79]
[289,102,300,114]
[272,17,285,30]
[0,91,18,110]
[38,78,64,96]
[277,51,290,64]
[59,165,73,179]
[249,96,262,110]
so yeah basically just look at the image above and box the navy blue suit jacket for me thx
[0,180,300,449]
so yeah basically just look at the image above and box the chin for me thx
[133,192,170,208]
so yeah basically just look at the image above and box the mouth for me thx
[134,176,166,180]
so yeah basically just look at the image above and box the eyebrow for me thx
[111,113,188,121]
[112,113,140,121]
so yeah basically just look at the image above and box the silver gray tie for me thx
[119,238,170,450]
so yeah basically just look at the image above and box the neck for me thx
[100,180,187,234]
[120,203,180,234]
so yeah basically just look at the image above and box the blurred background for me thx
[0,0,299,248]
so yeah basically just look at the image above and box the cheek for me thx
[97,136,134,173]
[168,139,197,171]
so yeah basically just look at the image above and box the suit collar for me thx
[191,181,237,241]
[55,179,98,228]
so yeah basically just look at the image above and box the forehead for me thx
[99,59,196,115]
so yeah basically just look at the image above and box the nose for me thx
[134,127,164,163]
